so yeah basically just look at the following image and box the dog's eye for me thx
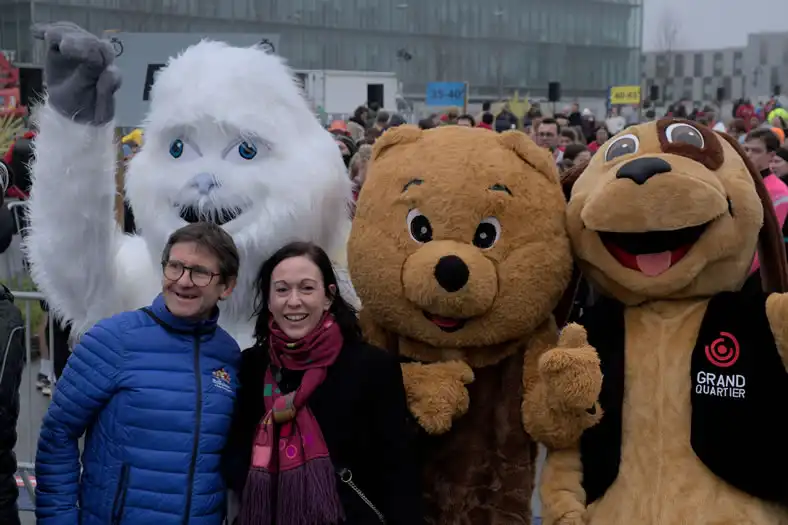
[473,217,501,249]
[665,123,704,148]
[406,208,432,243]
[605,134,640,162]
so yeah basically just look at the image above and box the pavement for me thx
[15,356,49,524]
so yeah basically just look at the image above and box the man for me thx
[536,118,563,163]
[457,114,475,127]
[0,173,25,525]
[478,112,494,130]
[35,222,241,525]
[743,128,780,177]
[374,110,390,131]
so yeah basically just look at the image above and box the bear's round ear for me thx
[371,124,422,161]
[560,161,590,202]
[497,130,560,184]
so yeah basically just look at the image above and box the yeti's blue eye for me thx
[238,141,257,160]
[170,139,184,159]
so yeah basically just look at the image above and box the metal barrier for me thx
[5,289,54,513]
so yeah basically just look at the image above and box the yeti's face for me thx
[143,119,273,234]
[124,40,351,267]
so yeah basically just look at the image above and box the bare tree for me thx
[654,8,682,105]
[656,9,682,54]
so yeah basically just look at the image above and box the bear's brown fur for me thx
[538,119,788,525]
[348,125,602,523]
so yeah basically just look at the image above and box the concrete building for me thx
[642,31,788,107]
[0,0,643,102]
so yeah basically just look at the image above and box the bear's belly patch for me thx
[587,300,788,525]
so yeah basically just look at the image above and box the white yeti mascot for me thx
[25,22,355,348]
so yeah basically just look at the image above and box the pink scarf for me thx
[239,313,345,525]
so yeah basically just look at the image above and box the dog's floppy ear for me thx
[560,160,590,202]
[553,159,591,328]
[371,124,422,161]
[716,130,788,294]
[497,130,560,184]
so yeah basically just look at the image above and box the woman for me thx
[587,126,609,154]
[771,147,788,183]
[225,242,423,524]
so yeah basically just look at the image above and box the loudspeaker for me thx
[18,67,43,108]
[367,84,384,109]
[775,85,782,97]
[649,85,659,101]
[548,82,561,102]
[716,87,725,102]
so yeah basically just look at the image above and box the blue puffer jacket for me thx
[35,294,241,525]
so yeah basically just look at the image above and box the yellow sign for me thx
[609,85,641,105]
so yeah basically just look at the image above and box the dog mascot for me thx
[538,119,788,524]
[348,125,602,524]
[24,22,354,347]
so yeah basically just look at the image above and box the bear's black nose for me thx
[434,255,470,293]
[616,157,672,185]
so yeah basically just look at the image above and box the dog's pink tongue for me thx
[635,251,672,276]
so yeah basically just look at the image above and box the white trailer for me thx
[294,69,400,117]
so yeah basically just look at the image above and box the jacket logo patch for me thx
[696,331,746,400]
[705,331,740,367]
[212,368,233,393]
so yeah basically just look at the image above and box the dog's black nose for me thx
[616,157,672,185]
[434,255,469,293]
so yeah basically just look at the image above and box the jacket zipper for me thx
[183,332,203,524]
[111,463,130,525]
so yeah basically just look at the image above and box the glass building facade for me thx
[1,0,643,100]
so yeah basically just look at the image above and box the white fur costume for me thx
[25,40,355,349]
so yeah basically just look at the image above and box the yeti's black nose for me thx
[616,157,672,185]
[434,255,469,293]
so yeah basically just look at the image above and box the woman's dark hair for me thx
[252,241,361,346]
[353,105,369,120]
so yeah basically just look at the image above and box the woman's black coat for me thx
[223,341,424,524]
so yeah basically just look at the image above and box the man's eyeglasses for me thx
[162,261,220,287]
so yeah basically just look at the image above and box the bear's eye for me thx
[605,134,640,162]
[406,208,432,243]
[473,217,501,249]
[665,123,704,148]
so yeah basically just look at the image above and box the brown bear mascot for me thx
[347,124,602,524]
[538,119,788,524]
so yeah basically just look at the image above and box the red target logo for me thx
[704,331,740,368]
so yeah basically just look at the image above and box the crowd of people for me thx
[2,21,788,523]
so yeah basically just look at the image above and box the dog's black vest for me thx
[579,291,788,505]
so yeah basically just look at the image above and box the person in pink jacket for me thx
[750,172,788,276]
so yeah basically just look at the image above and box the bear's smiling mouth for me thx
[423,311,467,333]
[598,222,710,276]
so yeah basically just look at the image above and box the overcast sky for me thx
[643,0,785,51]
